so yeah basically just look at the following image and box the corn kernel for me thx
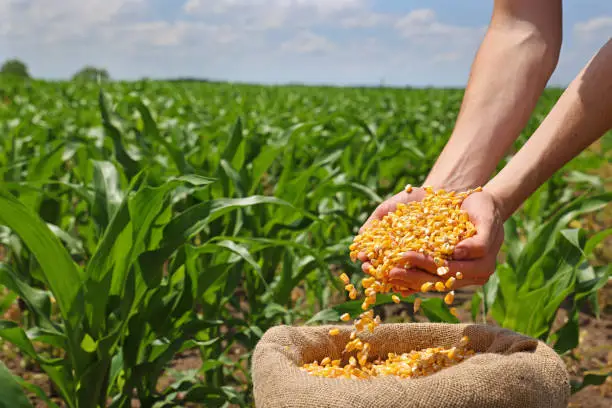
[413,297,421,313]
[341,313,351,322]
[421,282,434,293]
[303,187,481,380]
[455,272,463,280]
[444,291,455,305]
[329,328,340,336]
[436,266,449,276]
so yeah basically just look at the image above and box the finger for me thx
[453,233,490,260]
[398,251,440,274]
[446,258,495,280]
[359,204,391,234]
[454,201,494,260]
[357,252,368,262]
[388,267,443,288]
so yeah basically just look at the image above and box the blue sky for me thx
[1,0,610,86]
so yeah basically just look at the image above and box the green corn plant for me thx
[477,191,611,392]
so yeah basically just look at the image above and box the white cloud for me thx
[184,0,364,16]
[340,13,389,28]
[280,31,335,54]
[183,0,366,30]
[3,0,606,87]
[1,0,144,43]
[396,8,486,41]
[574,16,612,38]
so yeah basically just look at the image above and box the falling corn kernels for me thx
[450,307,458,317]
[437,266,449,276]
[308,187,481,379]
[329,328,340,336]
[421,282,434,293]
[444,291,455,305]
[404,183,413,193]
[413,297,422,313]
[341,313,351,322]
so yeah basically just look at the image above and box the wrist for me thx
[424,168,487,193]
[483,179,516,222]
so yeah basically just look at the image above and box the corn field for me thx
[0,79,610,407]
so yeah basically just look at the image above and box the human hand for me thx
[385,188,505,295]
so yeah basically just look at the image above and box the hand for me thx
[356,186,426,262]
[387,189,505,294]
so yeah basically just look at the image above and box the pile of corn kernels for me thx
[302,186,481,379]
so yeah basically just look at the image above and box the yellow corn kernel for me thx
[340,273,350,284]
[404,183,413,193]
[421,282,434,293]
[340,313,351,322]
[455,271,463,280]
[444,290,455,305]
[321,357,331,365]
[349,288,358,300]
[436,266,449,276]
[413,297,421,313]
[345,284,355,292]
[362,276,376,288]
[392,295,400,304]
[329,328,340,336]
[435,281,445,292]
[445,276,456,290]
[450,307,458,317]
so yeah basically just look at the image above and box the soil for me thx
[1,151,610,407]
[2,281,610,407]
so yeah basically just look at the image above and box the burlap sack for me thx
[252,323,570,408]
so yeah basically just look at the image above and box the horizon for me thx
[2,1,611,88]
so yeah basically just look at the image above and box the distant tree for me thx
[0,59,30,79]
[72,66,110,82]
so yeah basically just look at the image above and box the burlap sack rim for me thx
[251,322,571,408]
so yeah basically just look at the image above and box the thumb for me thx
[453,227,491,260]
[359,204,390,234]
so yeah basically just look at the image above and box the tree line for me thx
[0,59,110,81]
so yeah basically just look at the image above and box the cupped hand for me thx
[387,188,505,292]
[356,186,426,265]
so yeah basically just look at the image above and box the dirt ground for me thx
[1,280,610,407]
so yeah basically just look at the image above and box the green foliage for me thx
[0,79,609,405]
[72,66,110,82]
[0,59,30,79]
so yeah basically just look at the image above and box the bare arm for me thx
[486,39,612,220]
[425,0,562,191]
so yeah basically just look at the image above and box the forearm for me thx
[425,0,562,191]
[486,39,612,220]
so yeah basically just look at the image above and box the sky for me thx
[0,0,611,87]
